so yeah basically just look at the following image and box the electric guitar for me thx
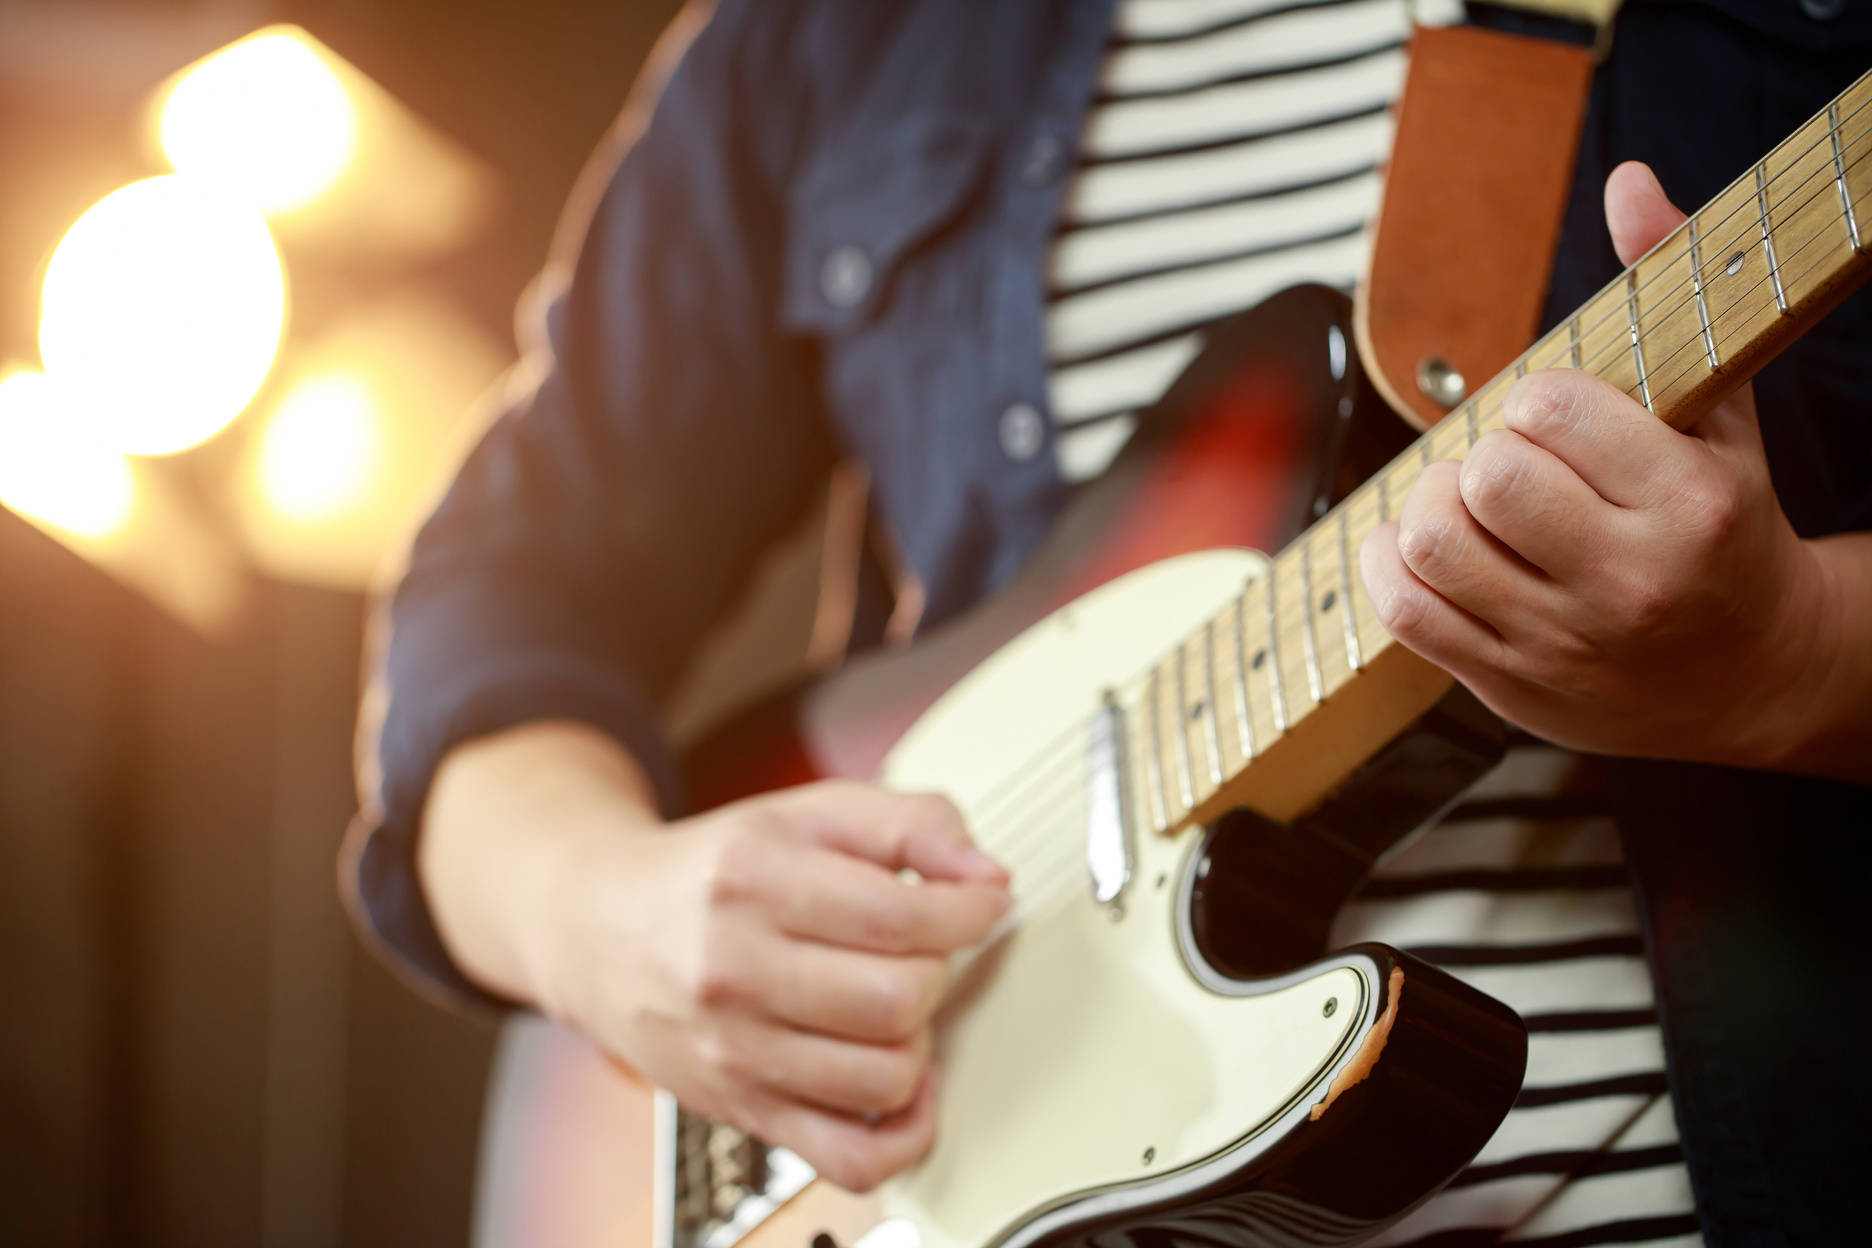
[503,71,1872,1248]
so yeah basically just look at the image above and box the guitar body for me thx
[866,554,1523,1248]
[665,287,1526,1248]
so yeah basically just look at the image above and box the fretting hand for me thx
[1359,162,1872,778]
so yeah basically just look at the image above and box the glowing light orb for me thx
[159,31,358,214]
[0,372,136,538]
[257,373,379,520]
[39,176,286,457]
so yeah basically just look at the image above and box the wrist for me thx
[418,720,667,1012]
[1744,535,1872,781]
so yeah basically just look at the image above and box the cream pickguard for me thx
[862,552,1381,1248]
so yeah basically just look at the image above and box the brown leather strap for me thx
[1355,25,1595,430]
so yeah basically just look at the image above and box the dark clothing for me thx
[1545,9,1872,1244]
[348,2,1872,1243]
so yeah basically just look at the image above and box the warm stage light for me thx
[158,30,358,214]
[39,176,286,457]
[256,372,379,520]
[0,371,136,539]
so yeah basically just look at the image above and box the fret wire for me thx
[1145,667,1168,831]
[1625,269,1653,411]
[1228,594,1257,763]
[1564,115,1857,381]
[1629,156,1872,408]
[1264,572,1289,733]
[1561,92,1872,369]
[1831,102,1863,252]
[1688,215,1718,369]
[1243,103,1870,705]
[1110,122,1870,843]
[1298,542,1324,703]
[1640,178,1869,420]
[1464,402,1478,447]
[1172,646,1196,810]
[1231,592,1255,762]
[1335,508,1362,672]
[1756,163,1789,313]
[1573,131,1850,388]
[1201,619,1223,785]
[1515,359,1527,380]
[1302,103,1872,685]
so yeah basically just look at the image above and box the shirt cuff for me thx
[344,651,683,1015]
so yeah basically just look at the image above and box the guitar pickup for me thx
[1085,692,1133,906]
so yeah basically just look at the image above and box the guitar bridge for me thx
[656,1093,815,1248]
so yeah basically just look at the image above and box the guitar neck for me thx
[1133,68,1872,833]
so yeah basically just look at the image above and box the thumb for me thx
[769,781,1009,885]
[1605,161,1687,266]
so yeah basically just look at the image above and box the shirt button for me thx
[998,402,1045,461]
[1801,0,1846,19]
[1021,134,1067,187]
[821,245,873,308]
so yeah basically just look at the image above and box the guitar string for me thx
[899,99,1872,900]
[1535,128,1872,395]
[975,202,1872,905]
[1510,93,1872,379]
[1325,143,1872,551]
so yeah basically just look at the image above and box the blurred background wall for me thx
[0,0,686,1243]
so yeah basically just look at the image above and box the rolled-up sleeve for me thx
[342,0,833,1011]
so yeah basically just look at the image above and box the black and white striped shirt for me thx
[1046,3,1705,1244]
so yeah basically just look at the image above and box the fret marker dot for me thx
[1726,251,1746,276]
[1321,590,1337,612]
[1251,649,1267,670]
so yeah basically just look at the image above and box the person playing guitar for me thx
[345,2,1872,1243]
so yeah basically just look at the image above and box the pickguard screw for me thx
[1155,873,1167,889]
[1323,997,1338,1018]
[1142,1147,1155,1165]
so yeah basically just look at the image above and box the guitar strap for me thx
[1354,21,1599,430]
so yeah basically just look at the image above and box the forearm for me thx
[418,719,665,1008]
[1769,532,1872,783]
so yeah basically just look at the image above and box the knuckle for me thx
[1506,370,1586,439]
[693,1030,738,1079]
[1373,578,1431,638]
[865,1050,923,1112]
[862,903,913,951]
[691,936,742,1009]
[1397,512,1454,578]
[1612,570,1675,634]
[1460,436,1525,512]
[871,978,921,1037]
[871,962,941,1036]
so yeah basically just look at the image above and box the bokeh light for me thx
[158,30,358,214]
[39,176,286,457]
[0,371,136,538]
[256,372,379,520]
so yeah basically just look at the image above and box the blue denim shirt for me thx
[349,2,1872,1242]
